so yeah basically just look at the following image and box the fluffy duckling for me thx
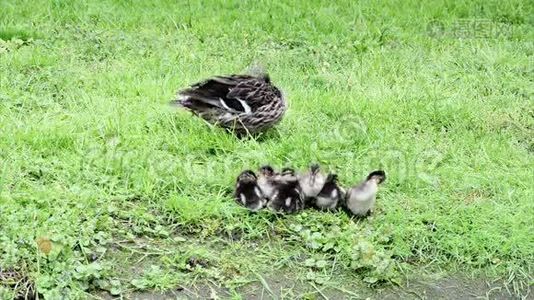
[234,170,267,212]
[345,170,386,217]
[313,174,344,210]
[275,167,299,183]
[173,73,286,135]
[298,164,327,201]
[267,168,304,214]
[257,165,277,200]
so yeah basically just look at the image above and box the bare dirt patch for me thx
[95,273,532,299]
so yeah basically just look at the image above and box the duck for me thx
[257,165,278,200]
[344,170,386,217]
[313,173,344,210]
[234,170,268,212]
[173,72,286,135]
[274,167,299,184]
[267,168,304,214]
[298,164,327,203]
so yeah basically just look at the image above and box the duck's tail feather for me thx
[170,94,215,111]
[172,78,240,112]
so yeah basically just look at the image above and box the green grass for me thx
[1,0,533,298]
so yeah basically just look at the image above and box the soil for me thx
[96,274,533,299]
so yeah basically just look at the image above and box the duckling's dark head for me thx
[366,170,386,184]
[310,164,321,174]
[281,167,296,176]
[278,167,298,183]
[259,165,275,177]
[326,173,338,182]
[238,170,257,183]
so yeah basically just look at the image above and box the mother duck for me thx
[173,73,286,135]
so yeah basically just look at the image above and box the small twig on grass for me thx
[323,284,360,298]
[113,242,173,256]
[422,258,438,270]
[405,289,425,300]
[135,253,150,264]
[253,271,276,299]
[179,286,200,299]
[486,286,502,299]
[329,255,337,277]
[310,282,329,300]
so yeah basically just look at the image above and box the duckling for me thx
[275,167,299,183]
[234,170,267,212]
[172,73,286,135]
[257,165,277,200]
[298,164,327,202]
[267,168,304,214]
[345,170,386,217]
[313,174,344,210]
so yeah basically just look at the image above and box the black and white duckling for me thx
[257,165,277,200]
[275,167,299,184]
[173,73,286,135]
[345,170,386,217]
[267,168,304,214]
[298,164,327,202]
[234,170,267,212]
[313,174,344,210]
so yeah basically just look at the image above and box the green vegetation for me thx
[0,0,532,298]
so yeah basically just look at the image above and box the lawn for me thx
[0,0,533,298]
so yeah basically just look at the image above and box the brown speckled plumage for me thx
[173,74,286,135]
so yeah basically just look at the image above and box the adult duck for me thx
[173,73,286,135]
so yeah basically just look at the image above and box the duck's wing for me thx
[174,74,277,115]
[226,75,282,111]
